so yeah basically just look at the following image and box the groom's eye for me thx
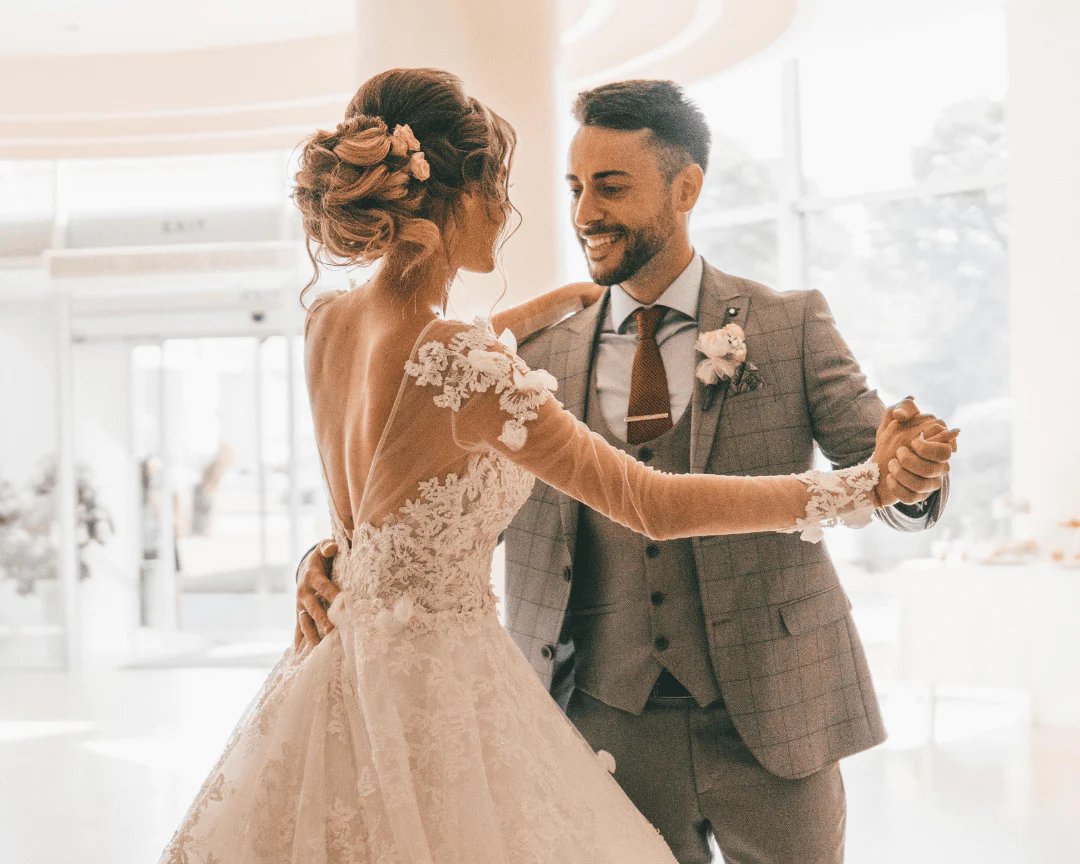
[599,185,627,197]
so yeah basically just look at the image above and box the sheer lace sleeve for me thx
[403,317,554,453]
[406,318,880,543]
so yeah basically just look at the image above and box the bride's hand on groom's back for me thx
[563,282,606,310]
[871,397,960,509]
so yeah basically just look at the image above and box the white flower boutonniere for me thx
[694,323,765,409]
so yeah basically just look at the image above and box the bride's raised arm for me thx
[409,319,956,543]
[489,282,605,344]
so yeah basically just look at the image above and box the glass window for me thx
[689,60,783,212]
[806,184,1009,545]
[799,7,1007,198]
[692,219,778,287]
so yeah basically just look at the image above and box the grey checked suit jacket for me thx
[504,261,947,780]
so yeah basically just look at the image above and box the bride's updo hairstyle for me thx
[293,68,516,303]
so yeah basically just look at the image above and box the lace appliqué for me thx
[785,460,879,543]
[327,450,536,662]
[404,317,557,451]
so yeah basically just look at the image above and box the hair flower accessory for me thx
[387,124,430,181]
[695,323,764,409]
[408,150,431,181]
[390,123,421,156]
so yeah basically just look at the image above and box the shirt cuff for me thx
[875,485,944,532]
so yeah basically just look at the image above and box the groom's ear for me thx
[674,163,704,214]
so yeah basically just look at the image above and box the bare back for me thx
[304,289,439,534]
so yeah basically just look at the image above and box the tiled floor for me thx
[1,661,1077,863]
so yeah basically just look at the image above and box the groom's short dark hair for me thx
[572,80,711,179]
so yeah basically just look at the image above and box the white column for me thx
[354,0,561,310]
[778,58,806,294]
[54,288,80,671]
[283,289,302,583]
[1005,0,1080,552]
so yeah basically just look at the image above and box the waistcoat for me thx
[567,360,722,714]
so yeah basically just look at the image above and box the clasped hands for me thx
[871,396,959,510]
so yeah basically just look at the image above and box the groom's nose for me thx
[573,187,604,229]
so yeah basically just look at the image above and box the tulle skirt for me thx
[158,605,677,864]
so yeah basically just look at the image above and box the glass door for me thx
[130,335,308,659]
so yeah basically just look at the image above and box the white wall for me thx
[72,341,140,657]
[0,301,61,665]
[0,302,57,485]
[1006,0,1080,552]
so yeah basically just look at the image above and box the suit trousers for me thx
[566,688,846,864]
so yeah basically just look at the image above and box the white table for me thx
[891,560,1080,726]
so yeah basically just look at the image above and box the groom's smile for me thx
[581,229,625,262]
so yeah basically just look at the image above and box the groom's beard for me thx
[580,213,675,287]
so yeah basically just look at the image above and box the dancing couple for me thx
[162,68,956,864]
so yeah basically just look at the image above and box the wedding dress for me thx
[160,313,878,864]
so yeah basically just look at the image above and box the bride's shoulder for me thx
[303,288,351,338]
[305,288,350,315]
[418,316,500,351]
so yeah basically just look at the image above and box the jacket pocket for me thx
[778,584,852,636]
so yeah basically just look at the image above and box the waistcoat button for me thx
[651,591,665,606]
[639,446,654,462]
[540,644,554,660]
[654,635,669,651]
[645,543,660,559]
[563,565,572,582]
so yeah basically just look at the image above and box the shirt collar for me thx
[608,252,703,334]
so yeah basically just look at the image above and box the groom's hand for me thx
[294,539,340,652]
[882,397,958,506]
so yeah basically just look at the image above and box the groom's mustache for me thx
[578,225,628,241]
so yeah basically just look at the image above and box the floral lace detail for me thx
[785,460,880,543]
[404,317,557,451]
[325,450,535,660]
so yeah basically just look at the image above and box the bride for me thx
[160,68,954,864]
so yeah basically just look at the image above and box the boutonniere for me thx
[694,323,765,410]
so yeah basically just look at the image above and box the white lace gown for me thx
[159,316,878,864]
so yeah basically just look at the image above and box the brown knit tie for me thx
[626,306,673,444]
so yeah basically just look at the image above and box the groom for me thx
[297,81,952,863]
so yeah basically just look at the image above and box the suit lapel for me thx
[690,264,751,475]
[552,291,609,558]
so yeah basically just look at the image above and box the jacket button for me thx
[639,446,654,462]
[563,565,572,582]
[645,544,660,559]
[540,644,554,660]
[650,591,665,607]
[654,635,669,651]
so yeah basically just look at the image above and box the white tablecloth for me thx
[891,560,1080,724]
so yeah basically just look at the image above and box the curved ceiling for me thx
[0,0,800,159]
[0,0,356,55]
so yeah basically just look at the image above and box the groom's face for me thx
[567,126,680,286]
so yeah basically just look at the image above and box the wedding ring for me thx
[298,609,310,622]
